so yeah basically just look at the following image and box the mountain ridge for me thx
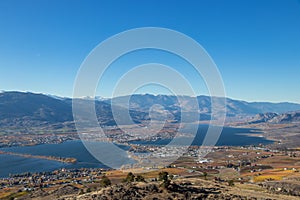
[1,91,300,132]
[249,111,300,124]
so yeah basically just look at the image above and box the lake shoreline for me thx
[0,150,77,164]
[0,125,274,178]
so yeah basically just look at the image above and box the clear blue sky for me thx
[0,0,299,103]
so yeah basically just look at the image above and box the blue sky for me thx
[0,0,299,103]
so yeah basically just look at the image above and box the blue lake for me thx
[0,140,134,178]
[132,125,273,146]
[0,126,273,177]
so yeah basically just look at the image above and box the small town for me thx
[1,142,300,199]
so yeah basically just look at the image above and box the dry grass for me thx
[236,183,265,192]
[103,167,189,183]
[127,168,189,179]
[0,188,13,199]
[253,175,283,182]
[217,168,240,180]
[252,169,298,182]
[0,190,28,199]
[0,192,11,199]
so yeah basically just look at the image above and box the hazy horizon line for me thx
[1,89,299,105]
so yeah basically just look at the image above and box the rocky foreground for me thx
[17,178,300,200]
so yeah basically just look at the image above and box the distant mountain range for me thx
[249,111,300,124]
[107,94,300,117]
[0,92,147,129]
[0,91,300,132]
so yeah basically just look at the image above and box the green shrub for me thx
[123,172,135,183]
[228,179,235,186]
[135,174,145,182]
[100,175,111,187]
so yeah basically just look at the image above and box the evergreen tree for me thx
[100,175,111,187]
